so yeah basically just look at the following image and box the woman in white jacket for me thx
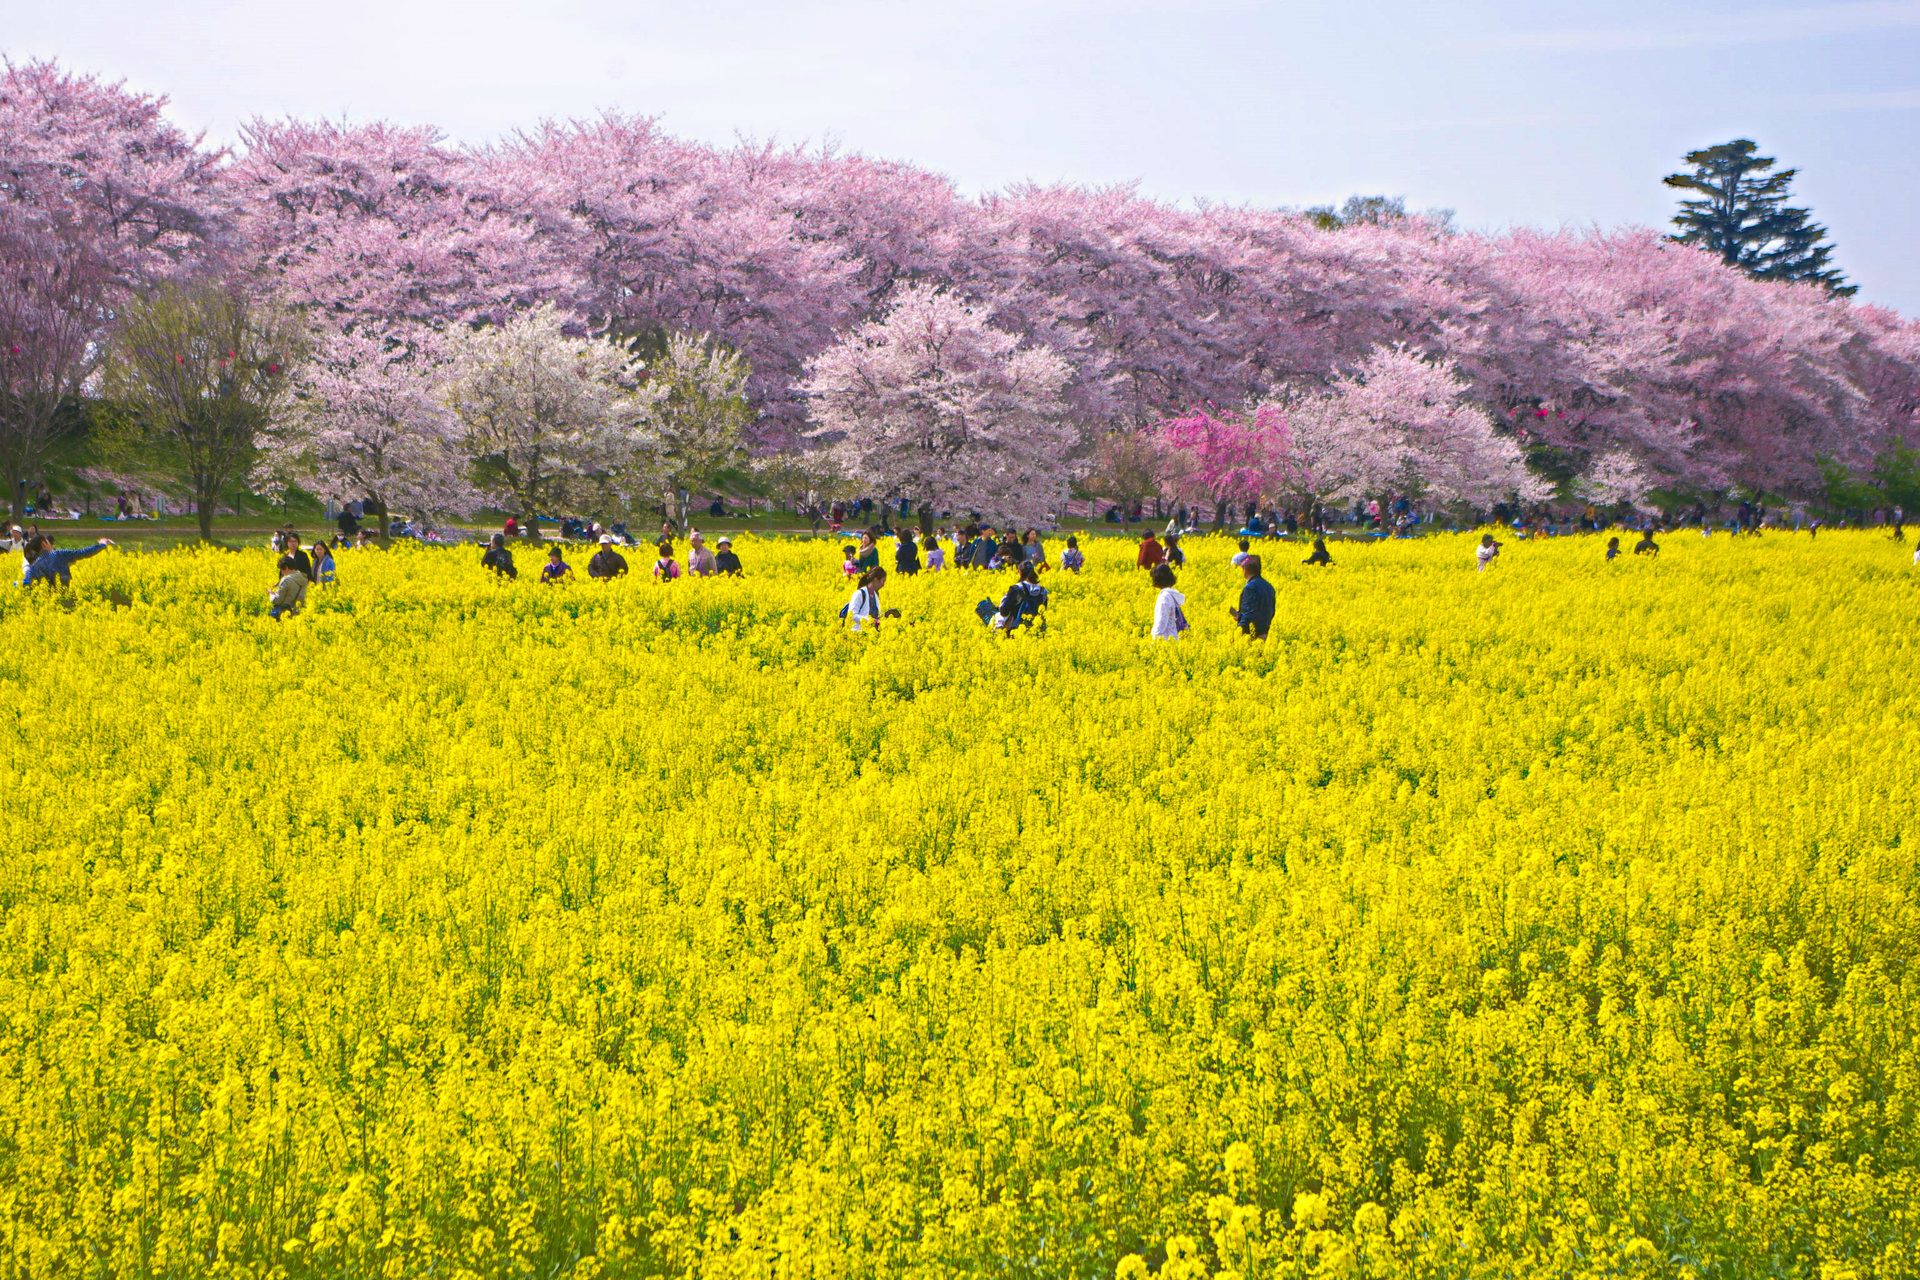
[1149,562,1186,638]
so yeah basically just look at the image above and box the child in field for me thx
[1476,534,1501,571]
[1059,536,1084,573]
[651,542,682,581]
[924,533,945,572]
[541,546,574,584]
[841,545,859,576]
[1606,536,1621,561]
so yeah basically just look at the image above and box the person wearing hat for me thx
[714,536,743,576]
[587,534,629,579]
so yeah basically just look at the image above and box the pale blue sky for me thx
[8,0,1917,311]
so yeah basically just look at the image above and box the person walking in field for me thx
[1228,554,1275,639]
[587,535,629,579]
[651,542,682,581]
[1149,562,1187,639]
[714,536,743,576]
[923,532,945,572]
[541,545,574,585]
[482,533,518,579]
[845,568,886,633]
[1301,538,1333,567]
[894,530,921,576]
[20,535,113,588]
[1137,530,1165,571]
[1230,538,1250,567]
[1476,534,1501,571]
[1606,536,1621,562]
[1059,536,1084,573]
[1634,529,1660,557]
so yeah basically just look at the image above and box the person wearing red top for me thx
[1136,531,1165,570]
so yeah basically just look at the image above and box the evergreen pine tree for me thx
[1664,140,1854,295]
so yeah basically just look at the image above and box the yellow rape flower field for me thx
[3,531,1918,1280]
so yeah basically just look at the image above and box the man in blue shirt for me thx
[1227,553,1276,639]
[21,536,113,588]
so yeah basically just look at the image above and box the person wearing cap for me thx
[587,534,629,579]
[540,545,574,585]
[1226,553,1275,639]
[714,537,743,576]
[686,530,717,577]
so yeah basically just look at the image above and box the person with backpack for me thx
[1149,562,1187,639]
[980,563,1048,636]
[482,533,518,579]
[651,542,683,582]
[1059,536,1084,573]
[894,531,921,576]
[845,568,886,633]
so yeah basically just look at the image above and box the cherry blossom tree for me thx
[441,304,655,532]
[1154,404,1295,523]
[636,331,752,522]
[803,285,1077,525]
[256,326,475,543]
[0,220,112,523]
[0,61,226,522]
[231,118,559,330]
[1296,345,1547,507]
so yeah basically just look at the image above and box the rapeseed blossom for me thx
[0,531,1915,1278]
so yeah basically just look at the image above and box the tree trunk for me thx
[373,496,392,550]
[9,474,24,530]
[918,503,933,533]
[196,488,215,541]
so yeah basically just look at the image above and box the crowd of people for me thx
[12,508,1919,636]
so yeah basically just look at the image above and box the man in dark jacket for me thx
[1228,554,1276,639]
[281,533,314,582]
[481,533,517,579]
[587,535,629,579]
